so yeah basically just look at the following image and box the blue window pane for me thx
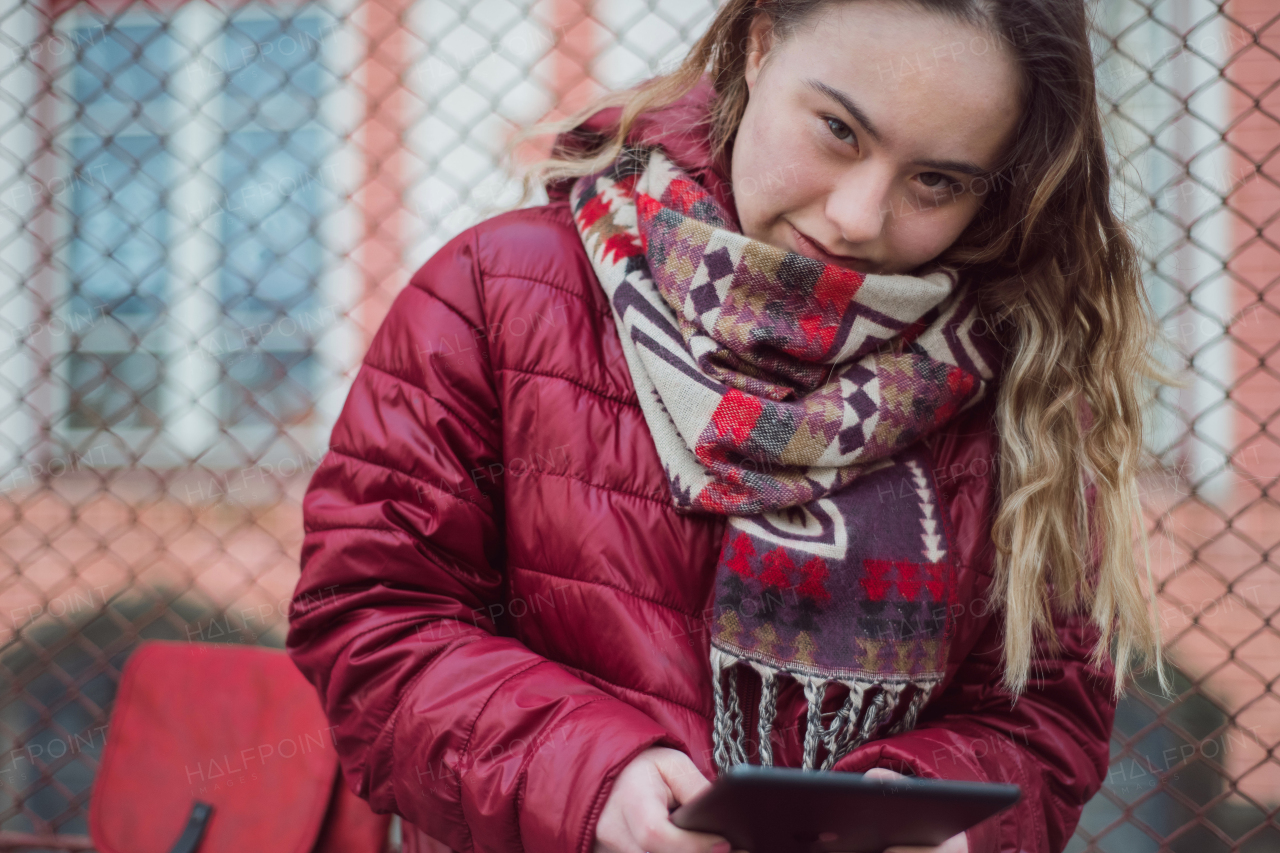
[220,129,325,317]
[215,13,333,428]
[70,134,170,322]
[67,22,172,431]
[73,24,179,136]
[223,350,316,426]
[59,10,334,433]
[67,350,165,430]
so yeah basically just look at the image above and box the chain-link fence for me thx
[0,0,1275,849]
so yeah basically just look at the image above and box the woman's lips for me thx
[787,222,871,273]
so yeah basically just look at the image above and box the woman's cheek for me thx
[886,205,971,271]
[731,110,778,228]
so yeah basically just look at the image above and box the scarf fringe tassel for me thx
[710,647,938,775]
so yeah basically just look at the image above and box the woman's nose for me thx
[825,163,895,247]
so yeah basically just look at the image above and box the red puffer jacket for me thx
[286,77,1116,853]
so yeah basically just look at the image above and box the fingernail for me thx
[712,843,731,853]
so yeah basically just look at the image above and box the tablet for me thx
[669,765,1020,853]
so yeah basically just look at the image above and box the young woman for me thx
[285,2,1168,852]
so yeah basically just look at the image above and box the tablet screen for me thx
[669,766,1020,853]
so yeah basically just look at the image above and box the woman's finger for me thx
[862,767,905,781]
[654,748,713,806]
[625,777,727,853]
[882,831,969,852]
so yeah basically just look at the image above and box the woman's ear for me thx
[744,12,776,92]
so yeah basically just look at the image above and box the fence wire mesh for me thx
[0,0,1275,850]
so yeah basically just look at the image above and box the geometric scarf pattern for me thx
[569,146,999,773]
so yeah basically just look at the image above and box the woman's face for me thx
[731,1,1023,275]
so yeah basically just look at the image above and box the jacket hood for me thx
[544,74,741,231]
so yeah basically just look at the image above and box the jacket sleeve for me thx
[832,469,1116,853]
[285,227,675,853]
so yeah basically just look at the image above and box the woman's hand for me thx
[856,768,970,853]
[594,746,743,853]
[592,756,963,853]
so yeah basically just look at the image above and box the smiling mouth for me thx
[786,223,871,272]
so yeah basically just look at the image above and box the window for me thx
[66,20,175,431]
[55,5,345,459]
[213,14,335,430]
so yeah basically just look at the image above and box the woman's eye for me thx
[918,172,951,188]
[824,117,855,146]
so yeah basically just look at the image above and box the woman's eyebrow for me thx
[805,78,882,143]
[914,158,989,177]
[805,77,989,178]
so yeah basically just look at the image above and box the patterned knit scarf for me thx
[569,146,998,773]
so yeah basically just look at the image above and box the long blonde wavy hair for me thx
[504,0,1172,699]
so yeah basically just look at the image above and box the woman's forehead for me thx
[767,3,1022,168]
